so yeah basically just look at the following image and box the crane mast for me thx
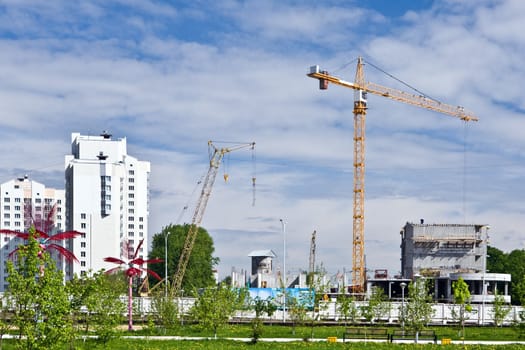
[307,58,478,292]
[171,140,255,296]
[308,230,317,275]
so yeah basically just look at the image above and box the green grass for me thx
[1,339,525,350]
[132,323,523,342]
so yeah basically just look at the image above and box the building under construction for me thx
[401,221,488,278]
[369,221,511,303]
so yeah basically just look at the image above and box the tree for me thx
[336,295,359,326]
[452,277,471,340]
[189,283,245,338]
[361,286,391,324]
[403,280,435,342]
[148,224,218,294]
[5,226,73,350]
[487,246,525,305]
[149,290,180,333]
[105,238,162,331]
[491,292,511,327]
[249,296,276,343]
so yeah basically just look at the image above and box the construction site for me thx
[165,57,511,308]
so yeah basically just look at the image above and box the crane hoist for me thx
[171,140,256,296]
[307,57,478,292]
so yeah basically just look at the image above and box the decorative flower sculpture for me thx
[104,239,162,331]
[0,203,81,262]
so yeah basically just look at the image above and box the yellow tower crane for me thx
[171,140,256,297]
[307,57,478,292]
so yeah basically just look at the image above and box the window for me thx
[81,213,86,219]
[129,178,134,183]
[128,201,134,206]
[35,198,41,203]
[14,213,20,219]
[139,224,144,230]
[57,207,62,213]
[81,223,86,229]
[128,209,134,214]
[3,198,9,203]
[3,206,8,210]
[81,252,86,257]
[57,199,62,204]
[14,198,21,203]
[3,214,9,218]
[128,216,134,221]
[3,221,9,226]
[139,217,143,222]
[129,170,134,175]
[81,242,86,248]
[128,193,134,199]
[128,186,134,191]
[128,224,134,229]
[128,232,134,237]
[81,261,86,267]
[139,232,143,237]
[14,222,20,227]
[105,195,111,200]
[14,205,20,211]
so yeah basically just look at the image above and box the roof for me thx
[247,249,277,258]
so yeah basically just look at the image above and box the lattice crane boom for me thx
[171,140,256,296]
[307,57,478,292]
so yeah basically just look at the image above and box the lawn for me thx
[2,338,522,350]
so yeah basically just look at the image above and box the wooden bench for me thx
[390,329,437,343]
[343,327,389,342]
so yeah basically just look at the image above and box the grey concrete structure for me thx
[400,221,489,278]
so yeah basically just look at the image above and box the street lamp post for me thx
[400,282,407,333]
[164,231,171,297]
[280,219,286,323]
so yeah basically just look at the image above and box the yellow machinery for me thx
[307,57,478,292]
[171,140,255,296]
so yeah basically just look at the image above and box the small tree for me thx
[286,291,310,336]
[6,226,73,350]
[361,286,391,324]
[491,292,511,327]
[189,283,245,339]
[452,277,471,340]
[403,280,435,342]
[149,290,180,333]
[249,296,275,343]
[336,295,359,326]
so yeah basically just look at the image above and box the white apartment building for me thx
[0,176,66,291]
[65,132,150,277]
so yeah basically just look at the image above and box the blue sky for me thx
[1,0,524,281]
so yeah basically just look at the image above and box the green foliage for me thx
[403,280,435,335]
[361,286,390,323]
[67,271,126,344]
[487,246,525,305]
[149,290,180,332]
[189,283,245,338]
[285,290,312,335]
[336,295,359,326]
[148,224,218,294]
[452,277,471,339]
[491,292,511,327]
[5,226,73,350]
[249,296,276,342]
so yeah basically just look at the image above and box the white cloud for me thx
[0,0,524,281]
